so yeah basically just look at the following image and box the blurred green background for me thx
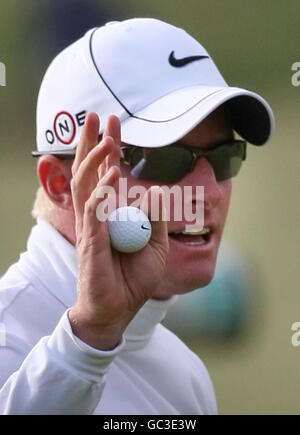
[0,0,299,414]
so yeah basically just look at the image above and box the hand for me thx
[68,113,169,350]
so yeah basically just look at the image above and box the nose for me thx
[181,157,222,211]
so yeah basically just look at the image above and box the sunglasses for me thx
[120,140,247,184]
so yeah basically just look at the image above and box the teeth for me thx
[184,239,206,246]
[171,227,210,236]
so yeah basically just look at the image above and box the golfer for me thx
[0,18,274,414]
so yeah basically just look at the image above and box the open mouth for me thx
[168,227,212,246]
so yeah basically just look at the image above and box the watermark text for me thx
[95,178,204,230]
[0,62,6,86]
[291,322,300,346]
[0,322,6,347]
[291,62,300,87]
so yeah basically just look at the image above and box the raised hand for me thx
[68,113,169,350]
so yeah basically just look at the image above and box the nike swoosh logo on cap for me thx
[168,51,209,67]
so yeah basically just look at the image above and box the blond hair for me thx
[31,186,55,223]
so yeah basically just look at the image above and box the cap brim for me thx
[31,149,76,157]
[120,86,275,147]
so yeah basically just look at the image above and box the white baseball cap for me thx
[33,18,275,156]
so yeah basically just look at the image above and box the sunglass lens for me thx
[131,147,193,183]
[209,144,244,181]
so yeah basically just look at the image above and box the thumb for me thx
[140,186,169,250]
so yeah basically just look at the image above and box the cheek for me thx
[222,178,232,203]
[218,179,232,224]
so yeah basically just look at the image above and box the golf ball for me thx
[108,206,152,253]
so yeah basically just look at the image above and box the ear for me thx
[37,156,73,210]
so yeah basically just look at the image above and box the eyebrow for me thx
[178,129,235,150]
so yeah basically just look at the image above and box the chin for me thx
[173,262,216,295]
[152,256,217,300]
[151,227,223,300]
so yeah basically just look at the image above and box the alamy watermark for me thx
[291,62,300,87]
[291,322,300,347]
[0,322,6,347]
[0,62,6,87]
[96,178,205,231]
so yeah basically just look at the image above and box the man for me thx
[0,18,274,414]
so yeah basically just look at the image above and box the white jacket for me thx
[0,218,217,415]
